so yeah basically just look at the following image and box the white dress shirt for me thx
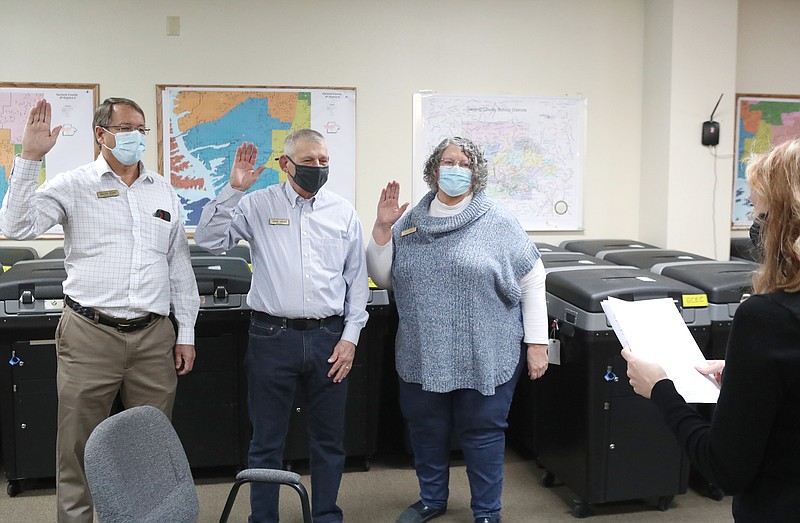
[0,156,199,345]
[194,181,369,346]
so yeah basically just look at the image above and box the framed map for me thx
[412,93,586,231]
[0,83,99,237]
[732,94,800,228]
[157,85,356,227]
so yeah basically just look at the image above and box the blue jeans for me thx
[245,314,347,523]
[399,348,523,520]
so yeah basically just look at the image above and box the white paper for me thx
[601,296,720,403]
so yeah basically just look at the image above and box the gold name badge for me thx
[400,226,417,237]
[96,190,119,198]
[269,218,290,225]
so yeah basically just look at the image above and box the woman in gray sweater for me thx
[367,137,549,523]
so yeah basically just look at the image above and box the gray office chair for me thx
[84,405,312,523]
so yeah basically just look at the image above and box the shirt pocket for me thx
[143,215,172,254]
[318,238,347,274]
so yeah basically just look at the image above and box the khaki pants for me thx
[55,306,177,523]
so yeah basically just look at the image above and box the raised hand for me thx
[21,99,63,161]
[230,142,267,191]
[372,181,409,245]
[376,181,408,227]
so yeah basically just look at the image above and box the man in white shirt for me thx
[194,130,369,523]
[0,98,199,523]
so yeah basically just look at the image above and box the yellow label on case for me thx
[682,294,709,307]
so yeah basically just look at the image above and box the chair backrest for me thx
[84,405,200,523]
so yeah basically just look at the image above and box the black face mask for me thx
[286,156,329,194]
[749,213,767,248]
[748,212,769,263]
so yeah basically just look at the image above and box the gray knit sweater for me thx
[391,190,539,395]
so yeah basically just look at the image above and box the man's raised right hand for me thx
[21,99,62,161]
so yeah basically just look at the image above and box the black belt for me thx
[64,296,159,333]
[253,311,343,331]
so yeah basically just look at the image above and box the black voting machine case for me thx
[0,253,391,495]
[0,260,65,496]
[559,239,658,257]
[281,288,391,472]
[599,248,711,267]
[648,260,755,360]
[0,257,254,495]
[535,265,711,517]
[173,256,253,470]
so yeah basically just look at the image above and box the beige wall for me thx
[1,0,799,257]
[639,0,739,259]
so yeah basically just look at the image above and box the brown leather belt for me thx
[65,295,159,333]
[253,311,343,331]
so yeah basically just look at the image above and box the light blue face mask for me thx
[102,129,146,166]
[438,165,473,197]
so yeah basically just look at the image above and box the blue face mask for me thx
[438,166,473,197]
[102,129,146,166]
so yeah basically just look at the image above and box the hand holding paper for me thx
[621,348,667,399]
[601,296,720,403]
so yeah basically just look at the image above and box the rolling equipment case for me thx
[559,239,657,257]
[281,288,391,471]
[536,266,710,517]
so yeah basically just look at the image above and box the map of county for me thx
[0,87,97,221]
[161,87,357,227]
[414,94,586,231]
[0,92,46,205]
[733,96,800,226]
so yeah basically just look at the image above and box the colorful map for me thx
[413,94,586,231]
[0,87,96,221]
[732,96,800,226]
[160,87,356,227]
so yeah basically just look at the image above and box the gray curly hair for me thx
[422,136,489,194]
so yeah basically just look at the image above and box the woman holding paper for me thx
[367,137,549,523]
[623,138,800,521]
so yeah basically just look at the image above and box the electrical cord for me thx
[711,146,720,259]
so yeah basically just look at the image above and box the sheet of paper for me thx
[601,296,720,403]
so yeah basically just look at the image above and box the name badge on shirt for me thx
[96,190,120,198]
[269,218,290,226]
[400,226,417,237]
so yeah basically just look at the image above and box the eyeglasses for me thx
[104,125,150,136]
[440,159,471,169]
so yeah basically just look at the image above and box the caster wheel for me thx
[284,461,294,472]
[571,499,591,518]
[708,486,725,501]
[7,481,21,497]
[657,496,673,512]
[541,471,556,488]
[363,458,371,472]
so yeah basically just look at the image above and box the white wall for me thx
[1,0,645,255]
[737,0,800,92]
[637,0,739,259]
[2,0,799,258]
[733,0,800,240]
